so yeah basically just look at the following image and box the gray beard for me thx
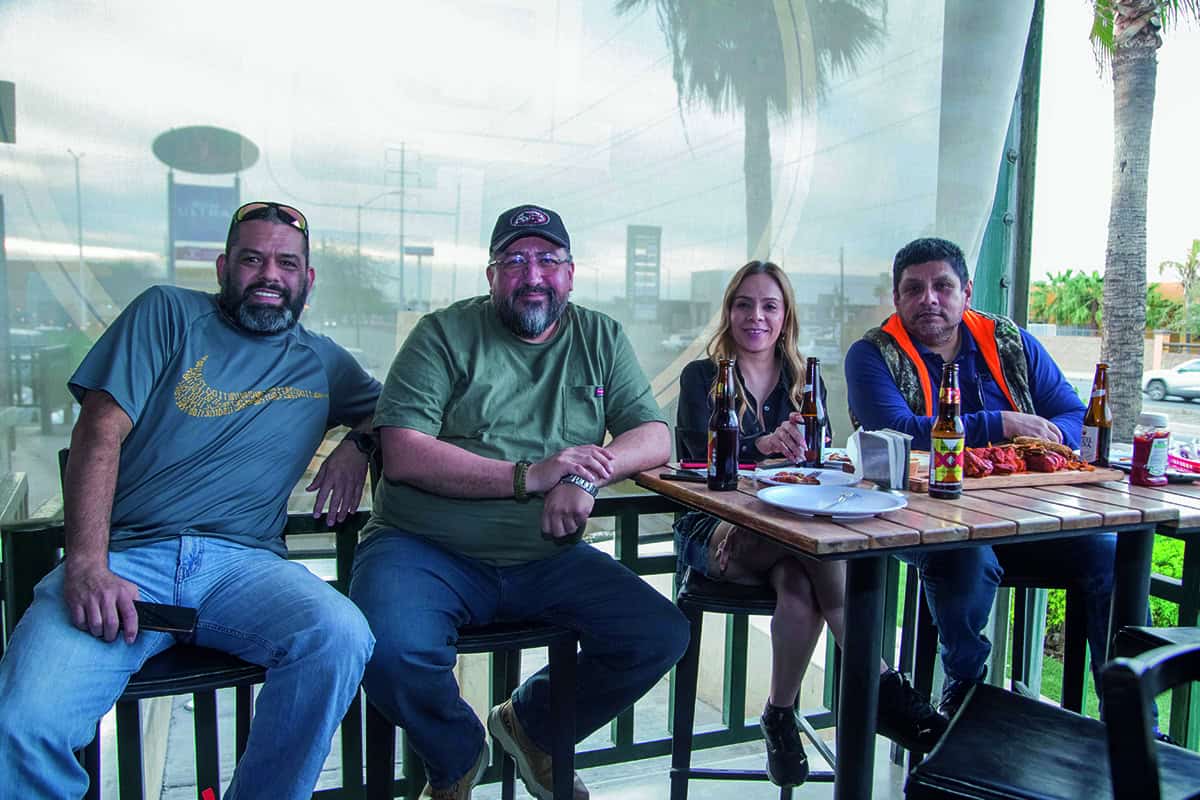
[496,286,566,338]
[219,277,307,334]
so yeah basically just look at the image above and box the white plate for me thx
[756,485,907,519]
[753,467,858,487]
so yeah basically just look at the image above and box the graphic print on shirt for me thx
[173,355,326,417]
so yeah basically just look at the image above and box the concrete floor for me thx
[144,675,909,800]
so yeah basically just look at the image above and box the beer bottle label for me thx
[930,437,964,486]
[940,388,960,405]
[1090,389,1106,398]
[707,431,717,477]
[803,383,813,393]
[1080,426,1099,463]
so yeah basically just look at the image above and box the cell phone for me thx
[658,470,708,484]
[134,601,198,634]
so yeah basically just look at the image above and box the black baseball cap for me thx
[490,204,570,253]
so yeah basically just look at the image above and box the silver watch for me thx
[558,473,598,497]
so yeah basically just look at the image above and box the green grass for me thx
[1018,651,1172,728]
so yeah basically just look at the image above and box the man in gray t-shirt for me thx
[0,202,380,800]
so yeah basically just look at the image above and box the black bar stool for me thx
[669,569,836,800]
[364,620,577,800]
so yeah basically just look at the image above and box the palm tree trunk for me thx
[744,89,772,261]
[1100,9,1159,440]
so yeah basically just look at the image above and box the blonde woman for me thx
[673,261,945,788]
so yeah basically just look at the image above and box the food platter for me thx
[756,485,907,519]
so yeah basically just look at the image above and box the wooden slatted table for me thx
[635,470,1179,800]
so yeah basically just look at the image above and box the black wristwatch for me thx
[559,473,599,497]
[344,430,377,457]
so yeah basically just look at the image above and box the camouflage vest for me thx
[856,309,1036,426]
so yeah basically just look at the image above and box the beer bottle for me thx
[707,358,740,491]
[799,357,824,467]
[929,363,965,499]
[1079,362,1112,467]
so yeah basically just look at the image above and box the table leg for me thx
[836,554,886,800]
[1108,527,1154,660]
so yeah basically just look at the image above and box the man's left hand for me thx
[540,481,594,540]
[306,440,369,525]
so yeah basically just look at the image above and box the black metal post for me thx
[1109,526,1154,660]
[837,555,886,800]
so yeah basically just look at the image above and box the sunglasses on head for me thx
[230,202,309,239]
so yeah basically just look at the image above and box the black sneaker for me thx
[1155,729,1183,747]
[937,677,977,721]
[759,703,809,788]
[876,669,948,752]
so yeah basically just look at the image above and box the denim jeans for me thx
[901,532,1116,699]
[0,536,375,800]
[349,531,690,789]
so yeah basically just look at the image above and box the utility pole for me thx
[67,149,85,328]
[398,142,406,306]
[451,175,461,301]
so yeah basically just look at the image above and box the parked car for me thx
[1143,358,1200,401]
[660,333,697,351]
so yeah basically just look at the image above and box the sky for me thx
[1032,2,1200,283]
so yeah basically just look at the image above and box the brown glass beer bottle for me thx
[707,358,740,490]
[799,357,824,467]
[929,363,965,499]
[1079,362,1112,467]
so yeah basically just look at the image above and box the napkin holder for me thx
[851,428,913,491]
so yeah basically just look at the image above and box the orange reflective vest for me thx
[879,309,1022,416]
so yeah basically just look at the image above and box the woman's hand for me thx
[758,414,807,463]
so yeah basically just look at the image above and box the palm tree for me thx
[1091,1,1200,438]
[1158,238,1200,339]
[614,0,885,259]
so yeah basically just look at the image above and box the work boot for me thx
[487,699,589,800]
[420,741,488,800]
[876,669,948,752]
[759,702,809,788]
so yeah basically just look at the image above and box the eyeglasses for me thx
[487,252,571,272]
[230,202,309,239]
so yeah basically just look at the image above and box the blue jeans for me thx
[0,536,375,800]
[902,533,1116,698]
[349,531,689,789]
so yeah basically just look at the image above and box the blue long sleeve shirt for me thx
[843,323,1085,450]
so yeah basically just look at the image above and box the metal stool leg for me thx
[1011,588,1029,690]
[364,700,396,800]
[82,726,101,800]
[1061,591,1087,712]
[193,690,220,798]
[340,691,364,800]
[234,685,252,760]
[669,604,704,800]
[548,635,577,800]
[115,699,145,799]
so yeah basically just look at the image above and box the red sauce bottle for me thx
[1130,412,1170,487]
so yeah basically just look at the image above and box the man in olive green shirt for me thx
[350,205,689,800]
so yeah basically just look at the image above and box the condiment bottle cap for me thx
[1138,412,1169,428]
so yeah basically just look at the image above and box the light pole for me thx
[67,148,85,327]
[356,189,407,343]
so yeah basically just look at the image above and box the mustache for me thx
[513,284,557,302]
[243,281,291,303]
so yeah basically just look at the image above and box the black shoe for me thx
[876,669,948,752]
[760,703,809,788]
[1155,729,1183,747]
[937,678,977,721]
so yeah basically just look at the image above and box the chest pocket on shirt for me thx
[562,385,606,444]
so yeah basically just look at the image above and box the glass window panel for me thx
[0,0,1034,511]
